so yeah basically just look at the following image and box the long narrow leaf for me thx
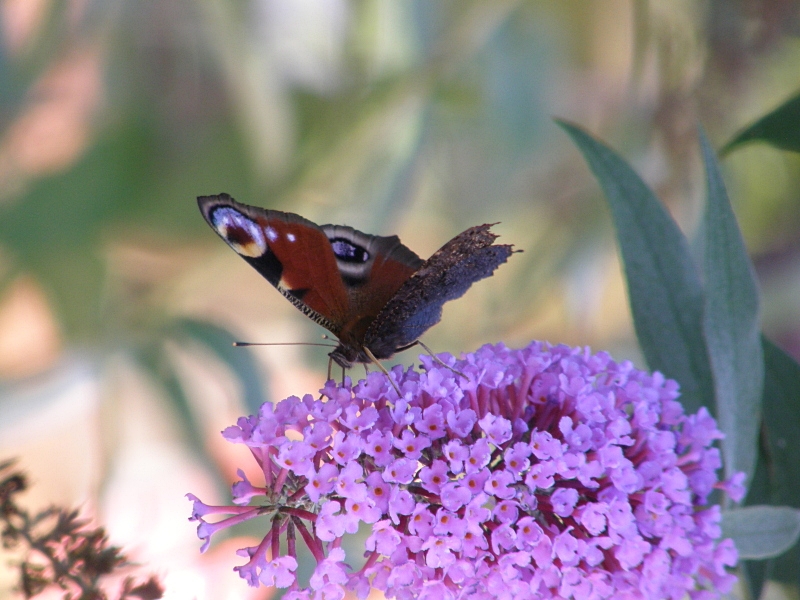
[740,445,770,600]
[699,127,763,484]
[136,344,207,457]
[760,337,800,584]
[172,318,268,415]
[557,120,713,415]
[135,343,232,498]
[722,505,800,560]
[722,90,800,155]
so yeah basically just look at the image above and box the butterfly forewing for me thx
[198,194,426,350]
[198,194,351,334]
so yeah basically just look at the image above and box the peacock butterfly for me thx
[197,193,517,370]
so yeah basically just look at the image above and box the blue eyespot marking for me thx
[211,207,267,257]
[330,238,369,263]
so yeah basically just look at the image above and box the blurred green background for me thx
[1,1,800,599]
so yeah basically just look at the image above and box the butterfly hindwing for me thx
[363,224,516,359]
[318,224,423,349]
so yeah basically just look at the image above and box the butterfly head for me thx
[328,344,360,370]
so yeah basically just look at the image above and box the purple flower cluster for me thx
[188,341,742,599]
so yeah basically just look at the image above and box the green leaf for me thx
[556,120,713,416]
[699,127,763,484]
[759,337,800,584]
[761,337,800,505]
[134,343,231,499]
[740,428,771,600]
[722,90,800,155]
[739,561,767,600]
[722,505,800,560]
[171,318,268,415]
[136,343,207,457]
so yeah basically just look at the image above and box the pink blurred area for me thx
[0,1,102,199]
[0,338,271,600]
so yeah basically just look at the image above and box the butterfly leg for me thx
[363,347,402,396]
[413,340,469,381]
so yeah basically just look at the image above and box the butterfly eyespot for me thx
[330,238,369,263]
[210,207,267,258]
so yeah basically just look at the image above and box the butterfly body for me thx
[198,194,516,369]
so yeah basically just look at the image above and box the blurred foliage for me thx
[3,1,800,597]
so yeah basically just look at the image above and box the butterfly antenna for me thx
[415,340,469,381]
[363,347,402,396]
[233,341,338,348]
